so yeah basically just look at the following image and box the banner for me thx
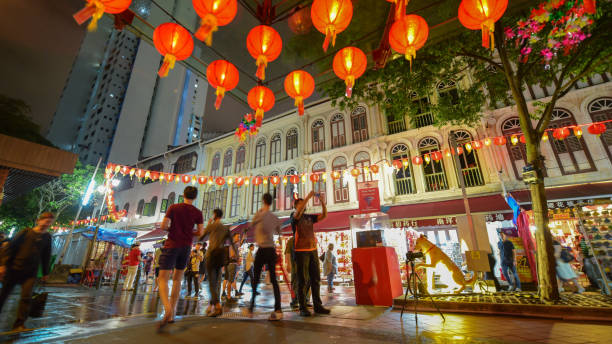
[357,181,380,214]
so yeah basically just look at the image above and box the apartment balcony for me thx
[461,166,485,187]
[424,172,449,192]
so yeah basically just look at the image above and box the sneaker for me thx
[299,309,312,317]
[314,306,331,315]
[269,310,283,321]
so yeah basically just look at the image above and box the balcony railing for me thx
[424,172,448,192]
[461,166,484,187]
[388,119,406,134]
[395,177,415,195]
[415,112,434,128]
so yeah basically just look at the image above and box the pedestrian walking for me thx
[323,243,338,293]
[157,186,204,330]
[554,240,585,294]
[200,209,237,317]
[152,241,163,292]
[222,233,240,301]
[198,242,207,284]
[285,236,310,309]
[244,193,283,320]
[123,243,141,291]
[143,252,154,284]
[186,243,204,298]
[237,244,255,296]
[0,212,53,331]
[499,232,521,292]
[292,191,330,316]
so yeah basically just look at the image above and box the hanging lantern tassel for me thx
[295,96,305,116]
[255,55,268,80]
[345,75,355,98]
[195,14,219,46]
[158,54,177,78]
[323,25,337,52]
[481,20,494,51]
[73,1,105,31]
[215,86,226,110]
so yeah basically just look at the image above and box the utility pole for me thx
[449,131,478,250]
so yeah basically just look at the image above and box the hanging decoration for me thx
[246,25,282,80]
[311,0,354,52]
[588,122,606,136]
[192,0,238,46]
[389,14,429,68]
[73,0,132,31]
[332,46,367,98]
[206,60,239,109]
[284,70,315,116]
[386,0,408,21]
[553,127,570,140]
[288,5,313,34]
[235,113,258,141]
[153,23,194,78]
[458,0,508,50]
[494,136,507,145]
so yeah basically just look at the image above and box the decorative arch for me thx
[331,113,347,148]
[137,199,145,215]
[270,133,281,164]
[286,128,299,160]
[390,143,415,195]
[588,97,612,160]
[501,117,528,180]
[548,108,596,175]
[312,119,325,153]
[254,137,266,168]
[437,79,459,105]
[418,137,448,192]
[235,145,246,172]
[449,131,484,187]
[222,149,233,175]
[210,152,221,176]
[351,106,369,143]
[353,151,371,183]
[332,156,349,203]
[251,174,264,214]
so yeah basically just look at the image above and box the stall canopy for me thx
[81,226,137,248]
[383,194,509,220]
[137,228,168,242]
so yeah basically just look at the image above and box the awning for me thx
[385,194,510,220]
[314,209,361,232]
[81,226,138,248]
[137,228,168,242]
[230,221,250,235]
[510,182,612,204]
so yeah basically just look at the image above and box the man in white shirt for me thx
[237,244,255,296]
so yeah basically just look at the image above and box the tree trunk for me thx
[526,142,560,301]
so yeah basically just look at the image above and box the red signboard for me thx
[357,181,380,214]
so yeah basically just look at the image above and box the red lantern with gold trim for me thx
[215,177,225,186]
[207,60,239,110]
[270,176,281,185]
[182,175,192,184]
[431,151,443,161]
[333,47,367,98]
[165,174,175,183]
[198,176,208,185]
[253,176,263,185]
[247,86,275,121]
[412,156,423,165]
[310,174,320,183]
[235,177,245,186]
[553,127,570,140]
[284,70,315,116]
[370,165,380,174]
[331,171,341,180]
[73,0,132,31]
[458,0,508,50]
[153,23,194,78]
[494,136,506,146]
[588,122,606,136]
[311,0,353,52]
[473,140,483,150]
[389,14,429,68]
[290,175,300,184]
[246,25,282,80]
[350,168,360,177]
[288,6,312,34]
[192,0,237,46]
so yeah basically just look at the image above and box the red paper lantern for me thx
[519,135,526,144]
[136,169,145,178]
[165,174,175,183]
[207,60,239,109]
[350,168,360,177]
[333,47,367,98]
[182,175,192,184]
[370,165,380,174]
[285,70,315,116]
[473,140,483,150]
[458,0,507,50]
[431,151,443,161]
[215,177,225,186]
[192,0,237,45]
[311,0,353,52]
[494,136,506,146]
[150,172,159,181]
[412,156,423,165]
[247,86,275,121]
[389,14,429,68]
[288,6,312,34]
[73,0,132,31]
[588,122,606,136]
[198,176,208,185]
[253,176,263,185]
[386,0,408,21]
[290,175,300,184]
[553,127,570,140]
[269,176,280,185]
[246,25,282,80]
[584,0,596,14]
[331,171,341,180]
[153,23,194,78]
[310,174,320,183]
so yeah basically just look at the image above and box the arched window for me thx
[167,192,176,207]
[286,128,299,159]
[353,151,372,183]
[254,138,266,168]
[418,137,448,191]
[284,168,298,210]
[390,144,415,195]
[411,91,433,128]
[202,185,227,221]
[351,106,369,143]
[229,184,240,218]
[547,108,596,175]
[312,120,325,153]
[267,171,280,211]
[502,118,530,180]
[143,163,164,185]
[235,145,246,172]
[174,152,197,173]
[123,202,130,214]
[270,133,281,164]
[312,161,326,206]
[437,80,459,105]
[588,97,612,160]
[137,199,145,215]
[222,149,233,175]
[210,152,221,176]
[449,130,484,187]
[331,113,346,148]
[251,175,264,214]
[332,156,349,203]
[148,196,158,216]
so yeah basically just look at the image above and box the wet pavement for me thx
[0,280,611,343]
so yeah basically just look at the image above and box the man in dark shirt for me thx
[500,232,521,292]
[292,191,330,316]
[157,186,204,329]
[0,212,54,330]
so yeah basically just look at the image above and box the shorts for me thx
[158,246,191,271]
[225,263,237,283]
[155,267,160,277]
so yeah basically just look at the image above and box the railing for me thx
[394,178,415,195]
[388,119,406,134]
[461,166,484,187]
[424,172,448,192]
[414,112,434,128]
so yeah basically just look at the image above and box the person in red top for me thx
[157,186,204,330]
[123,243,141,291]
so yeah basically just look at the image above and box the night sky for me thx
[0,0,85,134]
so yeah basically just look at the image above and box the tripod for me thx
[400,258,445,324]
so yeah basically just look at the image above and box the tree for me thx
[323,1,612,301]
[0,94,54,147]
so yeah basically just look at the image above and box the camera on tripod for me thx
[406,250,424,262]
